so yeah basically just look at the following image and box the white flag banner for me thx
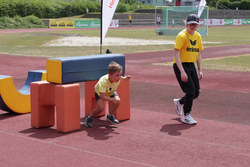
[102,0,119,44]
[198,0,206,18]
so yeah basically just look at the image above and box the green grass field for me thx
[154,55,250,72]
[0,26,249,72]
[0,26,249,57]
[203,55,250,72]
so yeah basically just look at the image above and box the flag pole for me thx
[100,0,103,54]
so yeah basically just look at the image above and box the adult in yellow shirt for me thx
[173,14,204,125]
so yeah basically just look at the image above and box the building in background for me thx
[138,0,201,6]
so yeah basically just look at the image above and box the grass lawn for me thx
[154,55,250,72]
[0,26,249,57]
[202,55,250,72]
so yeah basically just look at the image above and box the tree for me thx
[206,0,218,7]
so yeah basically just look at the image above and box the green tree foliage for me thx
[206,0,218,7]
[0,0,152,18]
[0,15,46,29]
[217,0,250,9]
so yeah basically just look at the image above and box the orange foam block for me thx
[114,79,130,121]
[85,79,130,121]
[31,81,80,133]
[84,80,106,117]
[55,84,80,132]
[31,81,55,128]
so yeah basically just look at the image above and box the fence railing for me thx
[217,4,240,18]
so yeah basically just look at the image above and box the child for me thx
[156,16,161,26]
[128,11,132,25]
[85,61,131,128]
[173,14,204,125]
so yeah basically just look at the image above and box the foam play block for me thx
[31,81,55,128]
[84,80,106,117]
[31,81,81,133]
[0,70,47,114]
[55,84,80,132]
[112,79,130,121]
[85,79,130,121]
[46,54,125,84]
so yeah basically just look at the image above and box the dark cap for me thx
[187,14,199,25]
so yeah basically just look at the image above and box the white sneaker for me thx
[173,99,183,116]
[182,114,197,125]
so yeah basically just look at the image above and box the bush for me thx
[116,3,129,13]
[240,0,250,9]
[0,0,153,18]
[25,15,45,26]
[0,15,46,29]
[218,0,250,9]
[0,0,100,18]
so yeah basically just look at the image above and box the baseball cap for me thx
[187,14,199,24]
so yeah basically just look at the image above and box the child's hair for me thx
[108,61,123,74]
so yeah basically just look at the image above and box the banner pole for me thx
[100,0,103,54]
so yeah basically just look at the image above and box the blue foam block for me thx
[48,54,125,84]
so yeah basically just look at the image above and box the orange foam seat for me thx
[55,84,80,132]
[113,79,130,121]
[85,79,130,121]
[31,81,80,133]
[31,81,55,128]
[84,80,106,117]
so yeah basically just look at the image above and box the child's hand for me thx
[111,98,120,104]
[123,75,131,80]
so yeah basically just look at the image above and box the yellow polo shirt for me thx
[174,29,204,63]
[95,74,120,97]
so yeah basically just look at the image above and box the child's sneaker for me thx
[181,114,197,125]
[173,98,183,116]
[85,115,93,128]
[106,114,119,124]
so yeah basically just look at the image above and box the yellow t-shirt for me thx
[174,29,204,63]
[95,74,120,97]
[129,15,132,20]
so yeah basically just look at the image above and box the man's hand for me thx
[181,72,188,82]
[198,71,203,80]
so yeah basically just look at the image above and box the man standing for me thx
[173,14,204,125]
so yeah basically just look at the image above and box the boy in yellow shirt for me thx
[85,61,131,128]
[173,14,204,125]
[129,11,132,25]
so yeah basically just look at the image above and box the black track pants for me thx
[173,63,200,115]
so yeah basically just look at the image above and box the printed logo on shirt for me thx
[186,48,199,52]
[186,39,199,52]
[189,40,197,46]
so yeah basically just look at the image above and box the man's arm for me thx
[174,49,188,82]
[197,51,203,80]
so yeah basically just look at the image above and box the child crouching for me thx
[85,61,131,127]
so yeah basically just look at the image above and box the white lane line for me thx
[0,130,157,167]
[95,122,250,153]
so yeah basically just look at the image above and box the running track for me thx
[0,28,250,166]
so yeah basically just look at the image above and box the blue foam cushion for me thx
[19,70,46,95]
[48,54,125,84]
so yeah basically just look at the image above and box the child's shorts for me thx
[95,92,118,101]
